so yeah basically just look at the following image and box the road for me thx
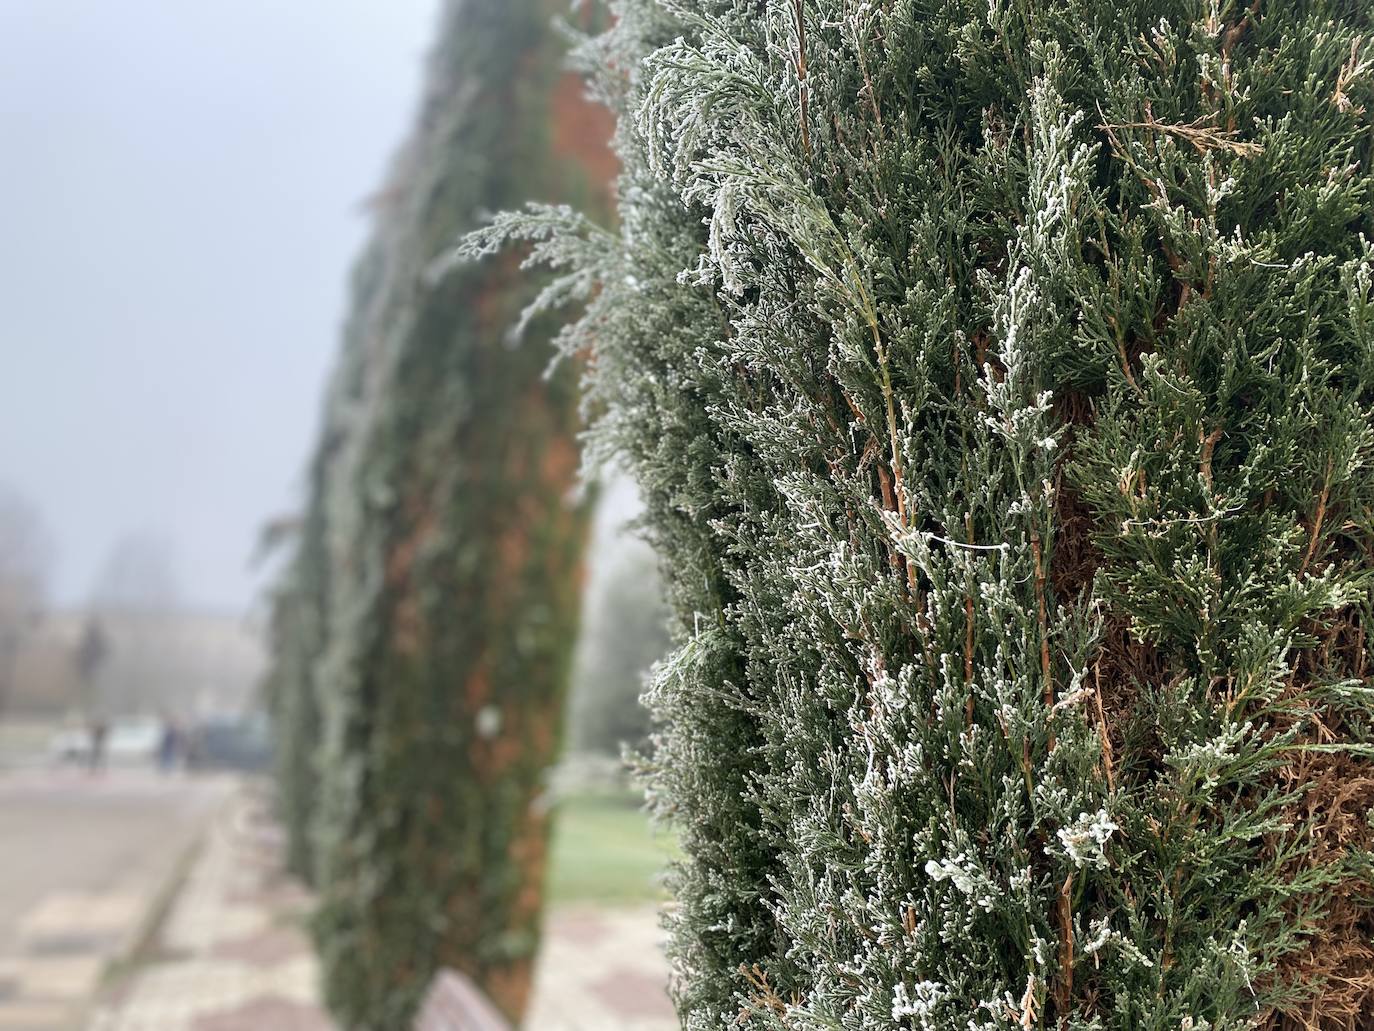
[0,769,229,1030]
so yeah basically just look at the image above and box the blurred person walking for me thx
[157,713,182,772]
[87,716,107,773]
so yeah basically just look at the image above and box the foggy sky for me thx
[0,0,439,611]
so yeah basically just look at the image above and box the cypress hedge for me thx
[463,1,1374,1027]
[269,0,614,1025]
[267,236,391,883]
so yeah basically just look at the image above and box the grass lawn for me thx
[544,791,678,906]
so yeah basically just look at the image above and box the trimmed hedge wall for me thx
[467,2,1374,1027]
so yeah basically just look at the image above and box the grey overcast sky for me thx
[0,0,439,611]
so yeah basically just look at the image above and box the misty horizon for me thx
[0,0,440,612]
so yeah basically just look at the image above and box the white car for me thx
[49,719,163,765]
[48,727,92,762]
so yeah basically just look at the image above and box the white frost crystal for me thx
[891,980,948,1023]
[924,854,979,895]
[1056,808,1119,869]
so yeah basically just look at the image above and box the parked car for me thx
[48,727,92,762]
[48,717,162,766]
[186,713,270,771]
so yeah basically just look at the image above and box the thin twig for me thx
[1055,874,1075,1017]
[1334,36,1368,115]
[1300,458,1334,576]
[1094,660,1116,794]
[1098,114,1263,158]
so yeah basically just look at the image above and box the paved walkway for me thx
[89,785,327,1031]
[0,769,229,1031]
[88,785,675,1030]
[526,908,675,1031]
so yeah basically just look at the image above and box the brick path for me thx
[0,770,228,1031]
[526,907,676,1031]
[89,785,328,1031]
[90,786,676,1030]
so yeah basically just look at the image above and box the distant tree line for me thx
[0,485,51,717]
[567,512,669,759]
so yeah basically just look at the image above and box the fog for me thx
[0,0,439,611]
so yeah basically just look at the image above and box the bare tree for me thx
[91,530,180,611]
[0,485,53,717]
[85,531,184,716]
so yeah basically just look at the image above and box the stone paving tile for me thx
[0,999,73,1028]
[210,927,312,968]
[588,970,677,1021]
[18,894,142,956]
[93,956,320,1031]
[91,785,678,1031]
[0,772,231,1031]
[524,907,676,1031]
[190,997,332,1031]
[225,878,308,911]
[549,911,614,948]
[0,893,147,1031]
[89,789,332,1031]
[10,957,104,1000]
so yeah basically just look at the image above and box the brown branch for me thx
[740,963,788,1019]
[876,465,907,586]
[1093,659,1116,795]
[1054,873,1075,1018]
[1097,113,1263,158]
[1334,36,1368,115]
[1013,974,1038,1029]
[1300,458,1334,577]
[1199,427,1223,488]
[1221,0,1261,61]
[1115,335,1142,394]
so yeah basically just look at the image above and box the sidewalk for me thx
[89,786,676,1031]
[89,784,328,1031]
[526,908,676,1031]
[0,769,229,1031]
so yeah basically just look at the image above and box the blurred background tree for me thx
[566,476,668,760]
[0,485,52,718]
[90,530,181,611]
[267,0,617,1026]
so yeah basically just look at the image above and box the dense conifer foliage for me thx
[267,236,390,884]
[462,1,1374,1026]
[266,0,613,1025]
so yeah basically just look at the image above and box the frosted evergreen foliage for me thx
[459,1,1374,1027]
[266,238,392,883]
